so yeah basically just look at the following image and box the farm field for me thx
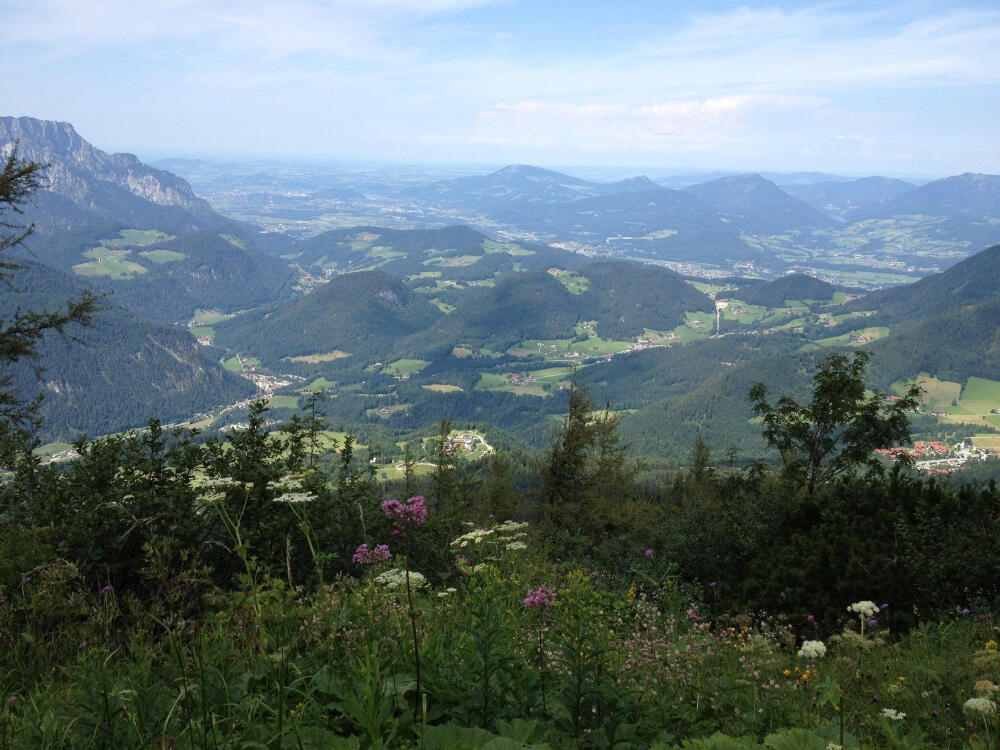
[102,229,175,247]
[672,311,715,342]
[547,267,589,293]
[222,355,261,372]
[73,247,149,279]
[383,359,430,376]
[286,350,351,363]
[267,395,300,410]
[894,375,1000,429]
[366,403,409,418]
[808,326,889,349]
[139,249,185,264]
[302,377,337,391]
[422,384,464,393]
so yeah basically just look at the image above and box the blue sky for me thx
[3,0,998,176]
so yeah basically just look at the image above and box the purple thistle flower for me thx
[101,584,113,593]
[806,614,815,623]
[352,543,392,565]
[644,549,653,557]
[382,495,428,533]
[880,602,889,609]
[709,581,717,588]
[524,586,556,612]
[961,608,970,616]
[868,619,878,627]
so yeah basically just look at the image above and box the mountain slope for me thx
[849,173,1000,221]
[398,260,715,354]
[214,270,443,363]
[0,261,253,439]
[846,243,1000,325]
[684,174,836,234]
[733,274,836,306]
[2,117,297,322]
[1,116,219,232]
[784,177,917,221]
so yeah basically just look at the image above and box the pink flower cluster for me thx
[382,495,428,532]
[523,586,557,612]
[352,543,392,565]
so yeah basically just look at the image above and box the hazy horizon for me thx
[4,1,998,175]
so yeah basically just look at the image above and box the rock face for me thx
[0,116,216,225]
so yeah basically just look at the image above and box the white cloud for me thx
[471,94,832,155]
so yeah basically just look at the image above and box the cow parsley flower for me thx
[374,568,426,590]
[881,708,905,721]
[847,600,879,618]
[798,640,827,659]
[963,697,997,717]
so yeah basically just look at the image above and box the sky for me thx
[3,0,999,176]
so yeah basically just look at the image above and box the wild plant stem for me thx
[404,544,422,723]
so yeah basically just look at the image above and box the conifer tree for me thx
[0,144,99,469]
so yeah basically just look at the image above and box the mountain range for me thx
[3,116,999,459]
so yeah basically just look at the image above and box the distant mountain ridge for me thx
[848,173,1000,221]
[783,177,917,221]
[1,116,296,322]
[0,116,219,231]
[683,173,836,234]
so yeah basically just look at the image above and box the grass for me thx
[972,434,1000,449]
[517,334,631,359]
[286,350,351,363]
[303,377,337,391]
[268,395,300,410]
[907,376,963,410]
[716,298,772,325]
[191,309,233,325]
[422,384,464,393]
[547,268,589,294]
[673,311,716,342]
[424,254,481,268]
[219,234,246,248]
[33,441,74,459]
[190,326,214,338]
[384,359,430,376]
[139,249,186,264]
[101,229,174,247]
[483,239,534,256]
[962,376,1000,406]
[810,326,889,348]
[431,299,456,314]
[366,403,409,418]
[73,258,148,280]
[223,355,260,372]
[687,280,738,298]
[475,373,550,398]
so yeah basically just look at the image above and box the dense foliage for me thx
[1,362,998,746]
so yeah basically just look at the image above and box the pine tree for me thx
[0,144,99,468]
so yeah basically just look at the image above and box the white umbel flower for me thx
[847,600,879,618]
[963,697,998,717]
[797,640,827,659]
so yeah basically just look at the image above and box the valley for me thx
[2,116,999,477]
